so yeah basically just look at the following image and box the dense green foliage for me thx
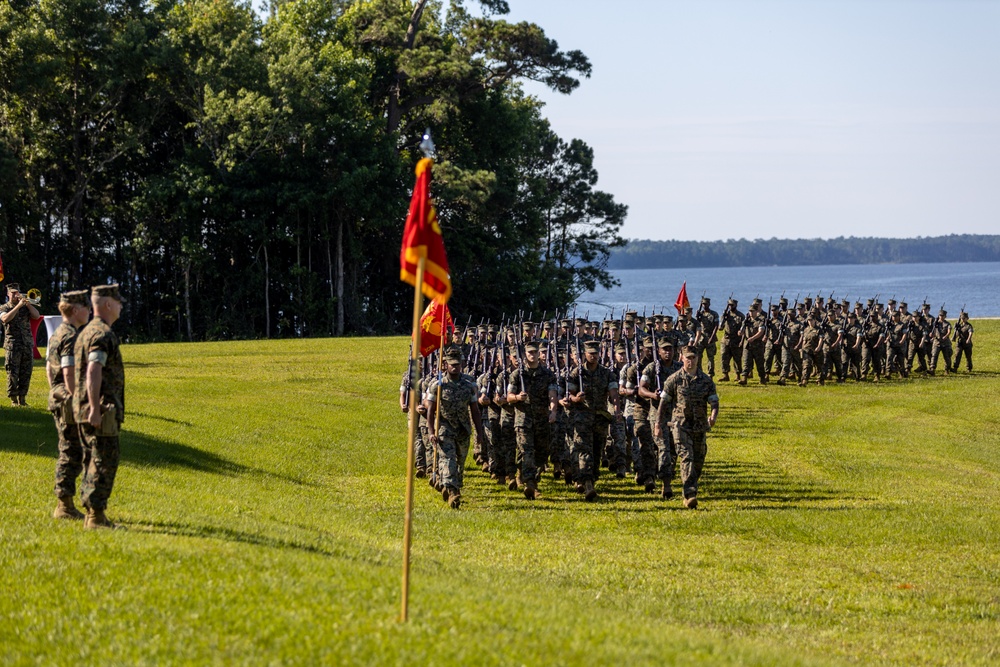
[611,234,1000,269]
[2,323,999,664]
[0,0,625,340]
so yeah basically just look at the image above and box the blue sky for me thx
[503,0,1000,241]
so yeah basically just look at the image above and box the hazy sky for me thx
[502,0,1000,241]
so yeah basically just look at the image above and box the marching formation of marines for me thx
[401,293,976,509]
[2,282,127,529]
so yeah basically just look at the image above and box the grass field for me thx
[2,323,999,665]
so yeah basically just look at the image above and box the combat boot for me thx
[583,480,598,502]
[442,487,451,503]
[524,482,540,501]
[776,378,786,386]
[10,398,18,407]
[448,489,462,509]
[661,481,673,500]
[17,395,27,407]
[720,372,730,382]
[737,376,747,386]
[415,467,427,479]
[84,508,114,530]
[552,461,562,480]
[644,479,656,494]
[506,476,518,491]
[53,496,85,520]
[683,496,698,509]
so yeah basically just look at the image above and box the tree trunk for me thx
[336,215,345,336]
[184,258,193,342]
[263,242,270,338]
[326,216,335,336]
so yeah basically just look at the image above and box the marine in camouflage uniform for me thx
[778,305,805,385]
[719,299,744,382]
[884,311,909,379]
[643,339,682,497]
[906,311,929,374]
[929,310,953,375]
[842,312,864,381]
[476,359,502,482]
[47,290,91,520]
[627,339,657,490]
[1,283,42,406]
[561,340,620,501]
[400,366,427,478]
[861,310,885,381]
[694,297,719,376]
[506,341,558,499]
[73,284,126,529]
[952,311,974,373]
[822,312,846,382]
[739,299,768,385]
[425,346,486,509]
[798,314,825,386]
[763,306,783,379]
[603,343,629,478]
[657,347,719,508]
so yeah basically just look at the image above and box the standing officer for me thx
[738,299,767,385]
[930,309,953,375]
[694,296,719,377]
[73,284,125,529]
[2,283,42,406]
[46,290,91,519]
[719,298,744,382]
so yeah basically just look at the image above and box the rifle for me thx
[650,314,662,392]
[575,327,584,398]
[402,342,414,410]
[569,305,578,396]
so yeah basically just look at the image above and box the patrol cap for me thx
[522,321,535,329]
[701,296,711,304]
[866,298,874,306]
[939,309,947,317]
[641,337,654,349]
[752,298,762,306]
[662,315,674,323]
[487,324,499,334]
[623,316,635,325]
[477,324,488,334]
[683,306,693,313]
[779,297,788,307]
[891,310,901,318]
[796,302,806,310]
[652,315,663,324]
[442,345,464,363]
[524,340,540,353]
[899,302,907,309]
[560,319,572,328]
[887,298,897,305]
[625,310,638,319]
[854,302,862,309]
[657,338,675,350]
[59,290,89,306]
[728,298,738,305]
[583,340,600,354]
[803,297,813,306]
[848,312,857,319]
[574,317,586,326]
[614,341,627,353]
[92,283,123,302]
[608,320,620,330]
[542,321,553,330]
[5,282,19,292]
[841,299,850,308]
[681,346,698,359]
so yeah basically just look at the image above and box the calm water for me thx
[581,262,1000,317]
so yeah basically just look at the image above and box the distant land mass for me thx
[608,234,1000,269]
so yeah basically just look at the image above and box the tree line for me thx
[609,235,1000,270]
[0,0,626,341]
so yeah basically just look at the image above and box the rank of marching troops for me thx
[400,308,721,510]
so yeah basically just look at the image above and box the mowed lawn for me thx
[2,323,998,666]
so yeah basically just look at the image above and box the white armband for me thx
[88,350,108,365]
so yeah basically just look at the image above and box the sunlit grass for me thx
[1,322,998,665]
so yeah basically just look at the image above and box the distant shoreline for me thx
[609,234,1000,270]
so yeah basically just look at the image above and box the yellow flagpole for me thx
[401,256,425,623]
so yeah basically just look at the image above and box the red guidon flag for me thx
[400,158,452,304]
[0,250,5,282]
[674,281,690,314]
[418,300,454,357]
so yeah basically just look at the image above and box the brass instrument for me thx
[25,288,42,306]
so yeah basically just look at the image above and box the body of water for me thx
[581,261,1000,317]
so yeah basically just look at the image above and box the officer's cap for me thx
[92,284,123,302]
[60,290,90,307]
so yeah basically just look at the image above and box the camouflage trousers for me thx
[954,343,973,372]
[885,345,907,378]
[550,409,567,471]
[741,343,766,381]
[862,341,884,378]
[697,342,717,376]
[931,340,952,373]
[672,426,708,500]
[780,347,801,381]
[495,409,516,480]
[515,417,551,485]
[567,410,609,484]
[824,345,844,380]
[721,341,742,375]
[801,348,824,383]
[624,413,639,474]
[654,417,676,481]
[413,413,427,473]
[483,411,502,476]
[78,423,120,511]
[764,341,781,377]
[907,341,929,374]
[4,345,33,399]
[604,416,628,475]
[52,408,83,498]
[633,411,656,483]
[435,422,471,491]
[843,346,862,380]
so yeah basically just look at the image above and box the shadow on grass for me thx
[700,459,849,505]
[0,405,308,486]
[126,520,383,563]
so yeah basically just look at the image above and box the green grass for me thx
[2,323,999,665]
